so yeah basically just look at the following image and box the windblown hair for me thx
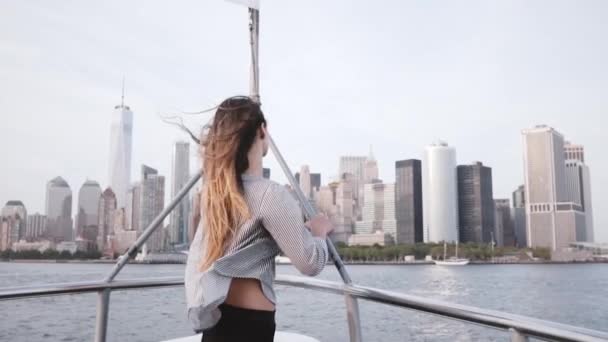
[198,96,266,272]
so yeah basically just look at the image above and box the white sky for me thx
[0,0,606,242]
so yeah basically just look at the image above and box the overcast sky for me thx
[1,0,606,242]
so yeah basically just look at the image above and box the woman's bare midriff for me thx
[224,278,275,311]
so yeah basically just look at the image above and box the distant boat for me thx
[275,255,291,264]
[434,242,470,266]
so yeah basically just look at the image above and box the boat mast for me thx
[243,3,362,341]
[249,7,260,103]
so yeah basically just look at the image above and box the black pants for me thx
[201,303,276,342]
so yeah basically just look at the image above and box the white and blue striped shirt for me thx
[184,173,329,332]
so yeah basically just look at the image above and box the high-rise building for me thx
[108,87,134,209]
[457,162,495,244]
[364,146,379,184]
[310,173,321,193]
[564,142,594,242]
[0,219,8,251]
[262,168,271,179]
[169,141,191,246]
[97,188,117,252]
[107,208,137,256]
[26,213,47,240]
[1,201,27,250]
[333,175,356,243]
[127,184,142,233]
[296,170,321,199]
[522,125,585,250]
[188,187,201,244]
[422,141,459,243]
[45,177,73,243]
[512,185,525,208]
[354,182,397,241]
[1,217,22,251]
[139,165,165,253]
[339,156,367,219]
[395,159,423,244]
[511,185,527,247]
[315,184,336,216]
[315,182,341,242]
[564,142,585,163]
[298,165,312,200]
[495,199,515,247]
[75,180,102,242]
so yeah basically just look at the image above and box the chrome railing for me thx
[1,275,607,342]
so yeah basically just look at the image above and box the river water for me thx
[0,262,606,341]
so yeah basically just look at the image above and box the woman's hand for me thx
[305,214,334,238]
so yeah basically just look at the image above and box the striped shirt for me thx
[184,173,329,332]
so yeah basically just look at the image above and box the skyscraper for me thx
[296,170,321,198]
[169,141,191,245]
[127,184,142,233]
[354,182,397,241]
[512,185,525,208]
[511,185,527,247]
[45,177,73,243]
[262,168,271,179]
[26,213,47,240]
[333,175,356,243]
[1,201,27,249]
[188,187,201,244]
[495,199,515,247]
[97,188,117,252]
[364,147,379,184]
[0,218,10,251]
[422,141,459,243]
[522,125,585,250]
[298,165,312,200]
[75,180,102,241]
[564,142,594,242]
[339,156,367,219]
[457,162,495,244]
[564,142,585,162]
[108,86,133,209]
[395,159,423,244]
[139,165,165,253]
[310,173,321,193]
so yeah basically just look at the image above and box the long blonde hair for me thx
[198,96,266,272]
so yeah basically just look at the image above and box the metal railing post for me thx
[92,171,201,342]
[94,288,111,342]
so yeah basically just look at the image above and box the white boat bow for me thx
[162,331,320,342]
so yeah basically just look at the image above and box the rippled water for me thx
[0,262,607,341]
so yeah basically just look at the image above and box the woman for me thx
[184,96,334,341]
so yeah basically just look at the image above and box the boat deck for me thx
[162,331,320,342]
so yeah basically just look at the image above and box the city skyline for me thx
[0,124,601,245]
[0,123,600,253]
[1,1,607,242]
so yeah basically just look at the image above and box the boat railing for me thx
[1,274,607,342]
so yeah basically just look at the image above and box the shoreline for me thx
[1,259,606,265]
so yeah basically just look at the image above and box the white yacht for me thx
[434,242,470,266]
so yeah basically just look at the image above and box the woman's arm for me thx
[260,183,330,276]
